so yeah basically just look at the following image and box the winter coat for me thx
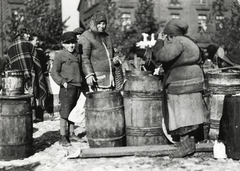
[51,49,82,87]
[78,30,114,88]
[153,36,204,94]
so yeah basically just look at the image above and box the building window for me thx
[170,0,180,5]
[198,14,207,31]
[87,0,98,8]
[216,15,224,29]
[121,13,131,29]
[171,13,180,20]
[199,0,207,4]
[216,15,224,20]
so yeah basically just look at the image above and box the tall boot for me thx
[59,118,71,147]
[68,121,81,142]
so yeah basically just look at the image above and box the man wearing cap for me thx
[206,44,240,69]
[51,31,83,147]
[73,27,85,41]
[78,12,120,91]
[153,19,208,158]
[8,26,48,120]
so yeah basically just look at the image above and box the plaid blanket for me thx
[8,38,47,107]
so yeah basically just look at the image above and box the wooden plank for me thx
[79,143,213,158]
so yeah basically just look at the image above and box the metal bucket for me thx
[1,70,25,96]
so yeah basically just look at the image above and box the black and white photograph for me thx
[1,0,240,170]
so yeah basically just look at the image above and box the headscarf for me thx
[163,19,189,37]
[95,13,107,24]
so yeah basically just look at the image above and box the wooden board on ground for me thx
[79,143,213,158]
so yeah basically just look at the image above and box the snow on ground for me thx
[1,113,240,171]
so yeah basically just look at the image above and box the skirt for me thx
[167,92,208,135]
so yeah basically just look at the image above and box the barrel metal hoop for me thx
[85,105,123,112]
[126,126,164,136]
[208,85,240,94]
[87,134,125,142]
[123,91,162,99]
[0,140,32,146]
[0,112,32,117]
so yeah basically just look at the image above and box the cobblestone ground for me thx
[0,113,240,171]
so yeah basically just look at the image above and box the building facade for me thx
[78,0,234,38]
[0,0,60,57]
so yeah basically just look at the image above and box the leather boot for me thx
[169,137,196,158]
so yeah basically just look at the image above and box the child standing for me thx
[51,31,83,147]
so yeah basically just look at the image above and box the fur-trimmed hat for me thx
[61,31,77,43]
[163,19,189,37]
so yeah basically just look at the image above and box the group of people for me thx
[51,13,121,147]
[3,11,239,158]
[2,12,122,148]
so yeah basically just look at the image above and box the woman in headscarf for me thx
[78,12,120,91]
[153,19,208,158]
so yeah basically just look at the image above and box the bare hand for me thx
[86,75,96,86]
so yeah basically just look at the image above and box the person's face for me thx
[62,42,76,53]
[31,36,39,47]
[96,21,106,32]
[23,33,30,41]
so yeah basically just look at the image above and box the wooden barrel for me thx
[205,71,240,140]
[85,91,125,148]
[0,95,33,160]
[206,71,240,94]
[219,95,240,160]
[123,70,168,146]
[1,70,24,96]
